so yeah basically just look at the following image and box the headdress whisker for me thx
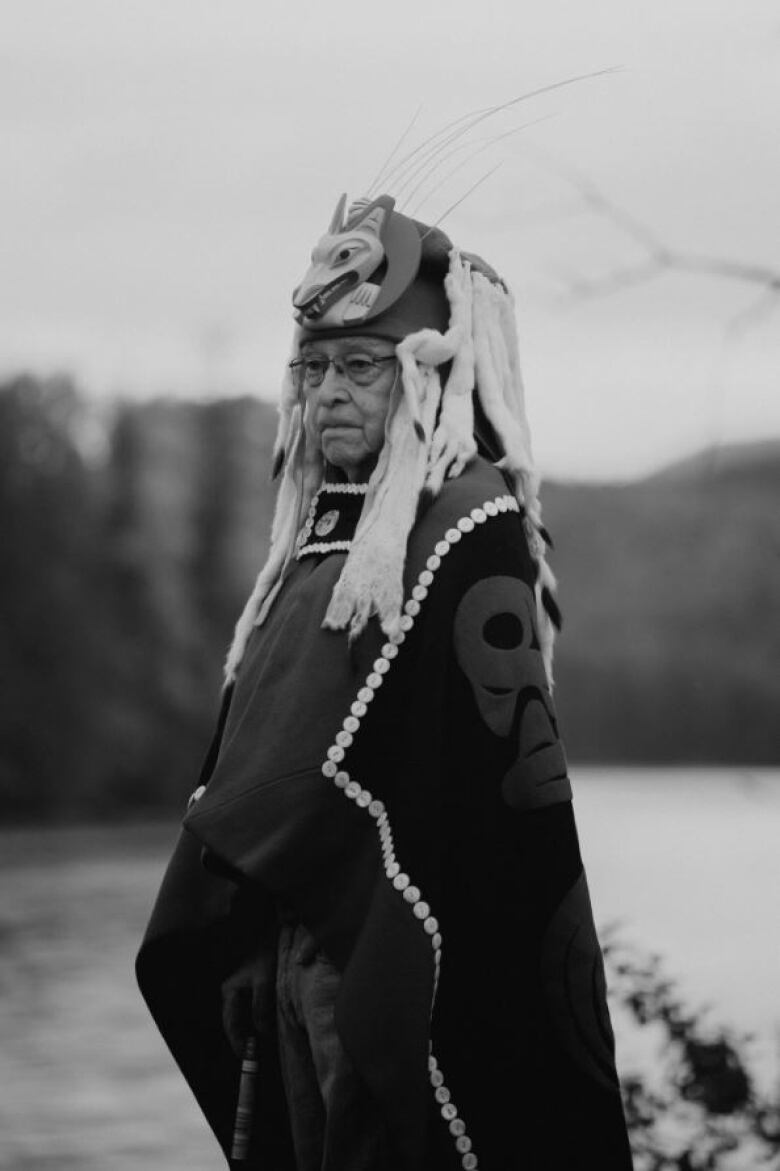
[392,67,618,206]
[420,163,504,239]
[406,114,555,218]
[365,103,425,198]
[378,106,492,195]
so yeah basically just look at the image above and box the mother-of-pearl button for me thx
[345,781,361,799]
[334,771,349,788]
[445,527,461,543]
[402,885,420,903]
[434,540,449,557]
[343,715,360,733]
[393,873,410,891]
[322,761,337,777]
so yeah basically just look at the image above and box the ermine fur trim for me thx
[426,251,477,494]
[271,325,304,479]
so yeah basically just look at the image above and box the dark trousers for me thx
[275,923,390,1171]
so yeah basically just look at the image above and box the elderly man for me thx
[137,193,633,1170]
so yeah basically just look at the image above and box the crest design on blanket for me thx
[454,575,571,811]
[541,872,620,1092]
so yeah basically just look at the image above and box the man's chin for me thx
[321,437,365,470]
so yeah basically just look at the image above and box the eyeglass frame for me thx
[288,353,398,390]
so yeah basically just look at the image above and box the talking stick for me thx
[231,1034,259,1163]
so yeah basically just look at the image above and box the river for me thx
[1,768,777,1169]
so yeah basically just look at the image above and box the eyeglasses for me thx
[289,353,397,389]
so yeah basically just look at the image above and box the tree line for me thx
[1,374,777,822]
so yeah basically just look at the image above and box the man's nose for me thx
[316,361,351,403]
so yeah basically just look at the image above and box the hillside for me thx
[544,440,780,761]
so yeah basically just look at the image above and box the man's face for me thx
[300,336,398,482]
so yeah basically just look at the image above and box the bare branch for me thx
[525,148,780,319]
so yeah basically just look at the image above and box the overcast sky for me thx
[2,0,779,478]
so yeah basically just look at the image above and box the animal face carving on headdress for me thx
[292,193,422,329]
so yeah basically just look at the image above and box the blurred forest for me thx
[1,373,778,823]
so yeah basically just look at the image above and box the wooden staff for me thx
[231,1034,259,1163]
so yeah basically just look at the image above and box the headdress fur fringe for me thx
[224,253,558,688]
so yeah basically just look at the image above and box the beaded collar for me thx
[297,481,369,559]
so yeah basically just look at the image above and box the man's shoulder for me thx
[412,457,516,546]
[404,457,524,589]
